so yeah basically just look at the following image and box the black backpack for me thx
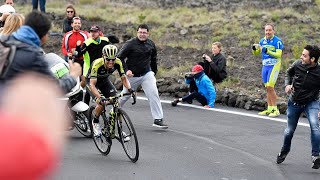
[0,36,20,78]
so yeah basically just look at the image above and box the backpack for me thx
[0,35,20,78]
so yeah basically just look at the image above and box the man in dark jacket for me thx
[118,24,168,129]
[276,45,320,169]
[0,11,80,93]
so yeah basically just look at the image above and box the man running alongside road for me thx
[118,24,168,129]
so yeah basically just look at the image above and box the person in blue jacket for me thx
[171,65,216,108]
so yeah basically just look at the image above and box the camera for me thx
[184,72,194,80]
[202,56,206,61]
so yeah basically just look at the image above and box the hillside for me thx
[14,0,320,109]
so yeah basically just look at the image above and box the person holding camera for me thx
[171,65,216,108]
[252,23,283,117]
[188,42,227,94]
[202,42,227,83]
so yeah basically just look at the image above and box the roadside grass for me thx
[17,1,320,53]
[14,1,320,91]
[156,63,193,78]
[216,76,241,90]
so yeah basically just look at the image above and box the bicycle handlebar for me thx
[106,92,136,105]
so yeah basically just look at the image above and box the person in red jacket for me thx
[61,16,89,63]
[0,73,67,179]
[61,16,89,87]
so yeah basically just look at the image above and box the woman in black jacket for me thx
[188,42,227,94]
[202,41,227,83]
[62,4,76,33]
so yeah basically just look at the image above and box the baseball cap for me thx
[192,65,204,73]
[89,25,100,32]
[0,4,15,15]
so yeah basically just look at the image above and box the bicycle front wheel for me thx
[90,106,112,155]
[74,110,92,138]
[117,109,139,162]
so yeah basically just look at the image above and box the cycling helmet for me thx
[102,45,118,60]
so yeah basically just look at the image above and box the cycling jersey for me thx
[259,35,283,66]
[87,57,125,81]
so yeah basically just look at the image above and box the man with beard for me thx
[61,16,88,87]
[76,25,110,104]
[276,45,320,169]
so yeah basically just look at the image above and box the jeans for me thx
[281,99,320,156]
[32,0,46,13]
[182,91,207,106]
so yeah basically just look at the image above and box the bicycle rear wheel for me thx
[117,109,139,162]
[90,106,112,155]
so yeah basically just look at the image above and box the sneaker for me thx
[312,156,320,169]
[276,151,289,164]
[269,110,280,117]
[122,132,130,142]
[258,109,270,116]
[171,99,180,106]
[186,99,193,104]
[153,119,168,129]
[92,122,101,136]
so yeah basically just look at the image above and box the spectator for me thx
[0,73,67,179]
[32,0,46,13]
[0,11,80,93]
[61,16,89,87]
[118,24,168,129]
[76,25,110,104]
[186,42,227,100]
[202,41,227,84]
[171,65,216,108]
[252,23,283,117]
[0,4,15,27]
[62,4,76,33]
[0,13,24,35]
[4,0,14,6]
[276,45,320,169]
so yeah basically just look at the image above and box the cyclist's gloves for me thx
[96,96,107,105]
[128,88,137,105]
[252,45,257,51]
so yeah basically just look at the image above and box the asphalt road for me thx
[54,98,320,180]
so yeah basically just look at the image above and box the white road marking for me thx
[137,97,310,127]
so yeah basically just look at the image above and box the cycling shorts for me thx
[86,78,117,99]
[261,60,281,88]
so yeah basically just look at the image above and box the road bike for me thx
[89,92,139,162]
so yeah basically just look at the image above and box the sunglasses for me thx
[66,11,74,13]
[104,56,115,61]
